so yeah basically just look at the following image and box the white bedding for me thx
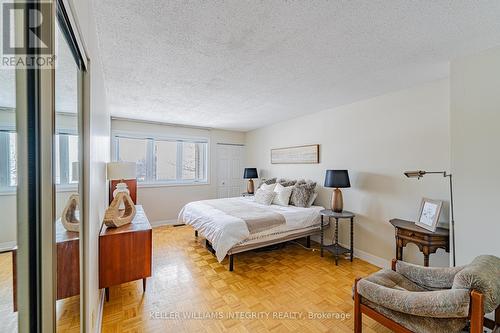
[178,196,323,262]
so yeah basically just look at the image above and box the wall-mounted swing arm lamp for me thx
[404,170,456,266]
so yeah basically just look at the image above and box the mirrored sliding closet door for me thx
[10,0,88,331]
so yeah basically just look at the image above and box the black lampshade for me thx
[324,170,350,188]
[243,168,258,179]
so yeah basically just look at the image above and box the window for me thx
[55,133,79,186]
[0,131,17,189]
[0,131,78,191]
[114,134,208,185]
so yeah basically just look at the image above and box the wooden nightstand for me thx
[99,205,152,301]
[320,209,355,265]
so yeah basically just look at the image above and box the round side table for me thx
[320,209,355,265]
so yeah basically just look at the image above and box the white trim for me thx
[346,244,391,269]
[0,188,16,196]
[150,219,181,227]
[0,241,16,252]
[95,289,105,333]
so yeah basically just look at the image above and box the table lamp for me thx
[243,168,258,194]
[107,162,137,202]
[324,170,351,213]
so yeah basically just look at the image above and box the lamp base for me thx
[247,179,255,194]
[332,188,343,213]
[113,181,130,210]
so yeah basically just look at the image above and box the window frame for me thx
[0,130,16,193]
[112,131,210,187]
[0,129,80,194]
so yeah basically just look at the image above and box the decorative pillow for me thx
[254,189,276,206]
[277,178,297,187]
[272,183,293,206]
[307,192,318,207]
[260,183,276,192]
[290,182,317,207]
[258,178,276,189]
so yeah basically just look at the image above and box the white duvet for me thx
[178,197,323,262]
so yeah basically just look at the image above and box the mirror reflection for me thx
[55,19,81,332]
[0,51,18,332]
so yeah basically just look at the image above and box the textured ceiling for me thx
[93,0,500,131]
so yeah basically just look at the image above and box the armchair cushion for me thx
[396,260,465,290]
[357,269,470,317]
[452,255,500,313]
[362,299,467,333]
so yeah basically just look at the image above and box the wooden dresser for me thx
[12,218,80,311]
[99,205,152,301]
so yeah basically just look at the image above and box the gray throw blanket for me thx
[203,199,285,234]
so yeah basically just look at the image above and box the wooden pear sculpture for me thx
[103,191,136,228]
[61,193,80,232]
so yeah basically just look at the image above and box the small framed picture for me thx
[415,198,443,232]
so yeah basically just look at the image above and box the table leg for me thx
[335,218,339,266]
[350,217,354,262]
[143,278,147,292]
[396,237,403,261]
[105,287,109,302]
[424,254,429,267]
[320,215,324,257]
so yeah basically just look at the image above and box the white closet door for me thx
[217,144,245,198]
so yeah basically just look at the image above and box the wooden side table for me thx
[99,205,152,301]
[320,210,355,265]
[390,219,449,267]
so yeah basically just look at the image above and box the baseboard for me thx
[95,289,105,333]
[309,235,390,269]
[0,241,16,253]
[150,219,181,227]
[338,241,391,269]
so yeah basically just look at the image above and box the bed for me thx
[178,196,324,271]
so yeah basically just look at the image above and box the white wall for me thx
[69,0,110,331]
[0,194,16,250]
[111,119,245,223]
[246,79,451,267]
[450,46,500,265]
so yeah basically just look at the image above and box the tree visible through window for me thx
[114,134,208,184]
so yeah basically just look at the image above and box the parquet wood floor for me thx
[101,225,391,333]
[0,251,81,333]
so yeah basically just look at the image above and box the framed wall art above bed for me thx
[271,144,319,164]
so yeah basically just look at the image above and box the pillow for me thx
[272,183,293,206]
[260,183,276,191]
[254,189,276,206]
[277,178,297,187]
[258,178,276,189]
[307,192,318,207]
[290,182,317,207]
